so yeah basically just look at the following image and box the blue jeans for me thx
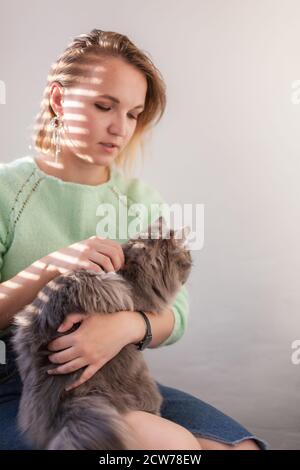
[0,338,268,450]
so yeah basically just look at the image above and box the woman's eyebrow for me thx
[96,94,144,109]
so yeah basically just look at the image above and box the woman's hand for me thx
[47,310,136,391]
[44,236,129,391]
[42,235,125,276]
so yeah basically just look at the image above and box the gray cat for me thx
[12,216,192,450]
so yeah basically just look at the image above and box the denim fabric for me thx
[0,341,268,450]
[157,382,268,449]
[0,340,34,450]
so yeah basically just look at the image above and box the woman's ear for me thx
[49,81,64,116]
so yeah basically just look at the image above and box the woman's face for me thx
[51,56,147,166]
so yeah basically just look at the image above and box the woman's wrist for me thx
[120,308,175,349]
[121,310,148,345]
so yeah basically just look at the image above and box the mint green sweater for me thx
[0,156,189,346]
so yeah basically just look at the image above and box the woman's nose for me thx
[108,113,128,137]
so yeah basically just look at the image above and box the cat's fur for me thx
[12,216,192,450]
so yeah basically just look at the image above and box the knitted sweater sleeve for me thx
[0,165,12,283]
[0,160,37,283]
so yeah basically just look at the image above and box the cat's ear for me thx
[174,225,191,247]
[148,215,169,239]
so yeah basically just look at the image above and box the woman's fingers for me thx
[86,261,104,273]
[47,357,87,375]
[57,313,86,333]
[95,244,123,271]
[44,236,125,276]
[48,346,78,364]
[65,364,99,391]
[94,236,125,262]
[47,331,76,352]
[91,238,125,271]
[89,251,115,272]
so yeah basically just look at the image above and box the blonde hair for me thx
[32,29,167,174]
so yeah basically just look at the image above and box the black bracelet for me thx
[134,310,153,351]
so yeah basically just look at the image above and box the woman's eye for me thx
[95,104,110,111]
[95,104,138,120]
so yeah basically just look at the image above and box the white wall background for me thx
[0,0,299,449]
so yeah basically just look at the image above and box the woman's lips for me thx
[99,143,118,153]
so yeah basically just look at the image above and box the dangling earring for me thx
[50,113,64,163]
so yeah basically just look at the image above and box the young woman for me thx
[0,29,266,450]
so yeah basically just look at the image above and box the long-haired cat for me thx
[12,216,192,450]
